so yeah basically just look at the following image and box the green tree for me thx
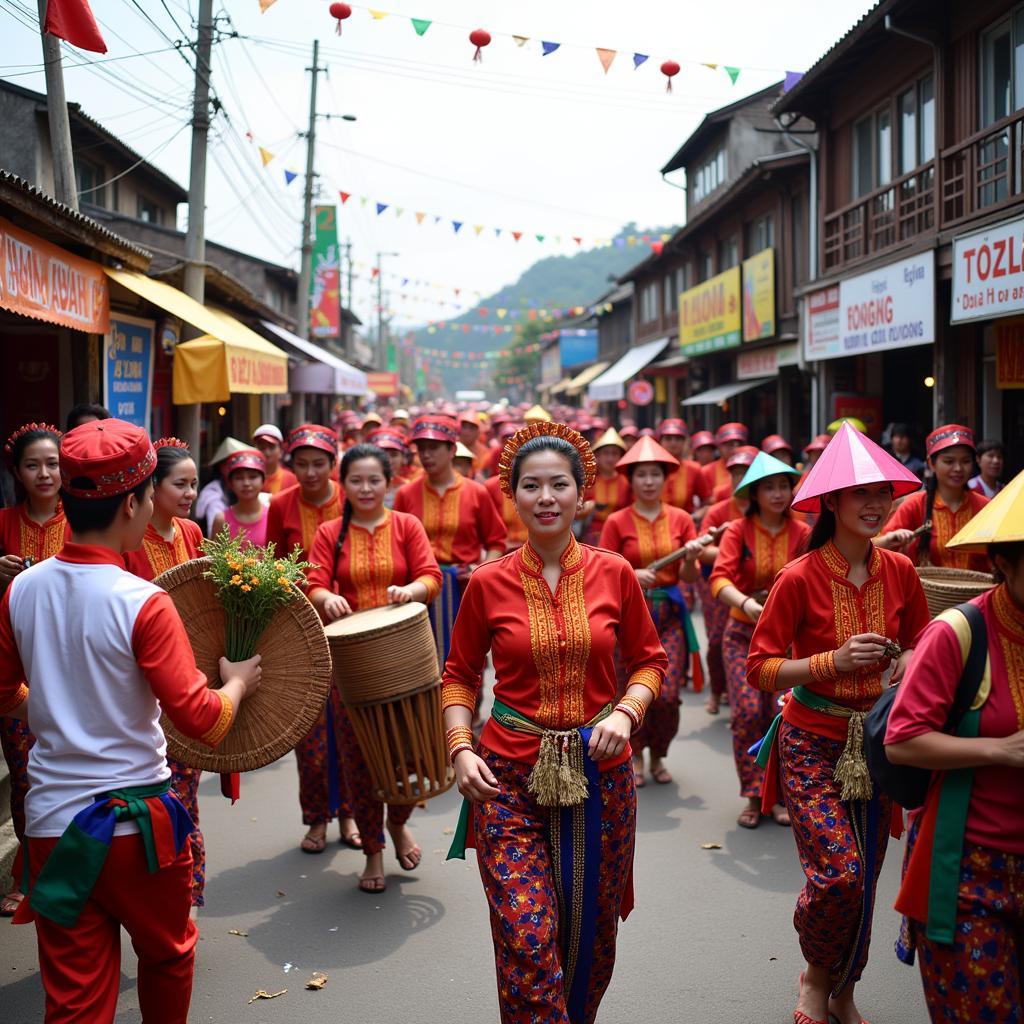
[492,320,546,402]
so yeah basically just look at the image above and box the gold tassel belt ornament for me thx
[491,700,613,807]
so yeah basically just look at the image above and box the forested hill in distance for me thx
[405,223,678,351]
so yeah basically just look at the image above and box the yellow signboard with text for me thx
[678,266,741,354]
[742,248,775,342]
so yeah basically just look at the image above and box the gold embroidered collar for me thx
[993,583,1024,642]
[819,539,881,580]
[519,535,584,577]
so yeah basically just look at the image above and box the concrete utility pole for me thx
[296,40,323,343]
[180,0,215,458]
[37,1,78,209]
[343,237,353,359]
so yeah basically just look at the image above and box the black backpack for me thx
[864,602,987,810]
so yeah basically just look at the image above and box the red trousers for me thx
[21,834,197,1024]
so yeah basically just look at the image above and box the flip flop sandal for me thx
[358,875,387,894]
[829,1016,870,1024]
[395,845,422,872]
[339,830,363,850]
[300,833,327,854]
[651,768,673,784]
[737,808,761,829]
[771,805,792,827]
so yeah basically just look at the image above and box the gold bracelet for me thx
[617,693,647,729]
[449,742,475,763]
[446,725,474,759]
[809,650,839,683]
[615,702,641,730]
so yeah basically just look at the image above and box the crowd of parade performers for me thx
[0,397,1020,1024]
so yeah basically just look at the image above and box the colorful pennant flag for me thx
[632,52,649,69]
[283,169,298,185]
[596,48,616,73]
[452,220,463,233]
[415,211,426,223]
[259,147,274,166]
[512,35,528,47]
[541,41,560,56]
[725,66,741,84]
[368,9,388,19]
[339,191,351,203]
[376,202,388,214]
[411,18,431,36]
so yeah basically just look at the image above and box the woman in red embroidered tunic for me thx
[121,439,213,913]
[599,435,700,788]
[264,424,360,854]
[877,424,990,573]
[210,449,268,547]
[443,423,667,1024]
[307,444,442,893]
[709,452,809,829]
[885,491,1024,1024]
[0,424,67,917]
[746,425,929,1024]
[579,428,629,546]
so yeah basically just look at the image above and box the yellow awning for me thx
[565,360,610,395]
[104,268,289,403]
[549,376,574,395]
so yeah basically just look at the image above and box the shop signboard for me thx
[804,254,934,361]
[678,266,741,354]
[951,214,1024,323]
[104,315,154,429]
[0,216,109,333]
[742,248,775,342]
[367,370,399,397]
[996,318,1024,389]
[627,379,654,406]
[310,205,341,339]
[736,342,799,380]
[832,394,883,439]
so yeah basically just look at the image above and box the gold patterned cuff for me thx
[200,690,234,747]
[627,667,662,702]
[757,657,785,692]
[709,577,733,600]
[416,575,442,603]
[808,651,839,684]
[441,682,478,712]
[0,682,29,717]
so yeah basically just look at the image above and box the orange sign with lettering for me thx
[0,217,109,333]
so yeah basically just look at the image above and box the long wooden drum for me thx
[326,602,455,805]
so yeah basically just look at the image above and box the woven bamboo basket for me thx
[916,566,995,618]
[154,558,333,773]
[326,602,455,805]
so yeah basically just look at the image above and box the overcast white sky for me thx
[1,0,874,327]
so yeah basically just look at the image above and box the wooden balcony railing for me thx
[941,107,1024,227]
[822,163,935,273]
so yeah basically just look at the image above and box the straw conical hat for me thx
[524,404,552,423]
[615,434,679,475]
[592,427,626,452]
[947,469,1024,551]
[791,422,921,513]
[454,442,475,460]
[734,451,801,500]
[208,436,249,466]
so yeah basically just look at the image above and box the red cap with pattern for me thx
[224,448,267,476]
[690,430,715,450]
[804,434,831,454]
[287,424,339,458]
[761,434,793,456]
[926,423,976,458]
[725,445,759,470]
[410,415,459,445]
[657,418,689,438]
[715,422,749,445]
[619,425,639,439]
[60,419,156,499]
[366,428,408,452]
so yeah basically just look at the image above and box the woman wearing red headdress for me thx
[265,424,360,854]
[443,422,667,1024]
[365,427,412,509]
[0,423,67,916]
[877,424,990,573]
[709,452,809,829]
[307,443,441,892]
[122,438,213,911]
[696,422,749,505]
[657,419,703,514]
[211,449,268,547]
[746,424,930,1024]
[600,435,702,787]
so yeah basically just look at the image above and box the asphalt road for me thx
[2,679,932,1023]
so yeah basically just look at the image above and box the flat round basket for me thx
[916,566,995,618]
[154,557,332,773]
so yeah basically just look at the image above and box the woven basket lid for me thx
[154,558,332,773]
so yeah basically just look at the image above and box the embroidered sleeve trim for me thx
[441,681,478,711]
[627,667,662,701]
[200,690,234,747]
[415,574,442,602]
[709,576,733,599]
[0,682,28,716]
[757,657,785,692]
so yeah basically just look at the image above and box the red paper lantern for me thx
[660,60,681,92]
[470,28,491,63]
[329,2,351,34]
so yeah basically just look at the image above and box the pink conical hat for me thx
[791,422,922,513]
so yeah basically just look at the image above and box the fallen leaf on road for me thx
[442,827,454,835]
[248,989,286,1004]
[700,842,722,850]
[276,890,286,897]
[227,929,248,937]
[306,971,328,990]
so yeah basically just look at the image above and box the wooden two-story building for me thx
[776,0,1024,459]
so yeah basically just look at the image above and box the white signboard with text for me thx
[952,214,1024,322]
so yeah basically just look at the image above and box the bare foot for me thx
[338,817,363,849]
[795,967,830,1024]
[632,754,645,787]
[650,758,672,784]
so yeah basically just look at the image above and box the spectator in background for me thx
[887,423,925,479]
[64,403,110,433]
[969,439,1005,498]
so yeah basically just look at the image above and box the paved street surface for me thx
[1,685,931,1024]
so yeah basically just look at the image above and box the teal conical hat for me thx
[734,451,801,500]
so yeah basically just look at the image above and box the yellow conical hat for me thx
[524,404,552,424]
[592,427,625,452]
[454,442,475,461]
[947,469,1024,551]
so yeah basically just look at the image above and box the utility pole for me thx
[296,40,322,343]
[343,237,353,360]
[376,256,384,370]
[37,1,77,208]
[179,0,214,458]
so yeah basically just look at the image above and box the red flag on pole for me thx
[44,0,107,54]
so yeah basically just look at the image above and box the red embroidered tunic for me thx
[265,482,343,561]
[306,509,442,611]
[598,504,697,588]
[261,466,297,496]
[702,496,746,531]
[663,460,702,513]
[484,474,528,549]
[710,516,811,623]
[747,542,930,711]
[0,502,68,572]
[887,584,1024,853]
[441,537,667,769]
[697,458,730,502]
[885,489,991,573]
[123,517,204,581]
[393,474,506,566]
[583,473,631,531]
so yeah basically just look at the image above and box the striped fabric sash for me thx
[649,585,704,692]
[428,564,462,673]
